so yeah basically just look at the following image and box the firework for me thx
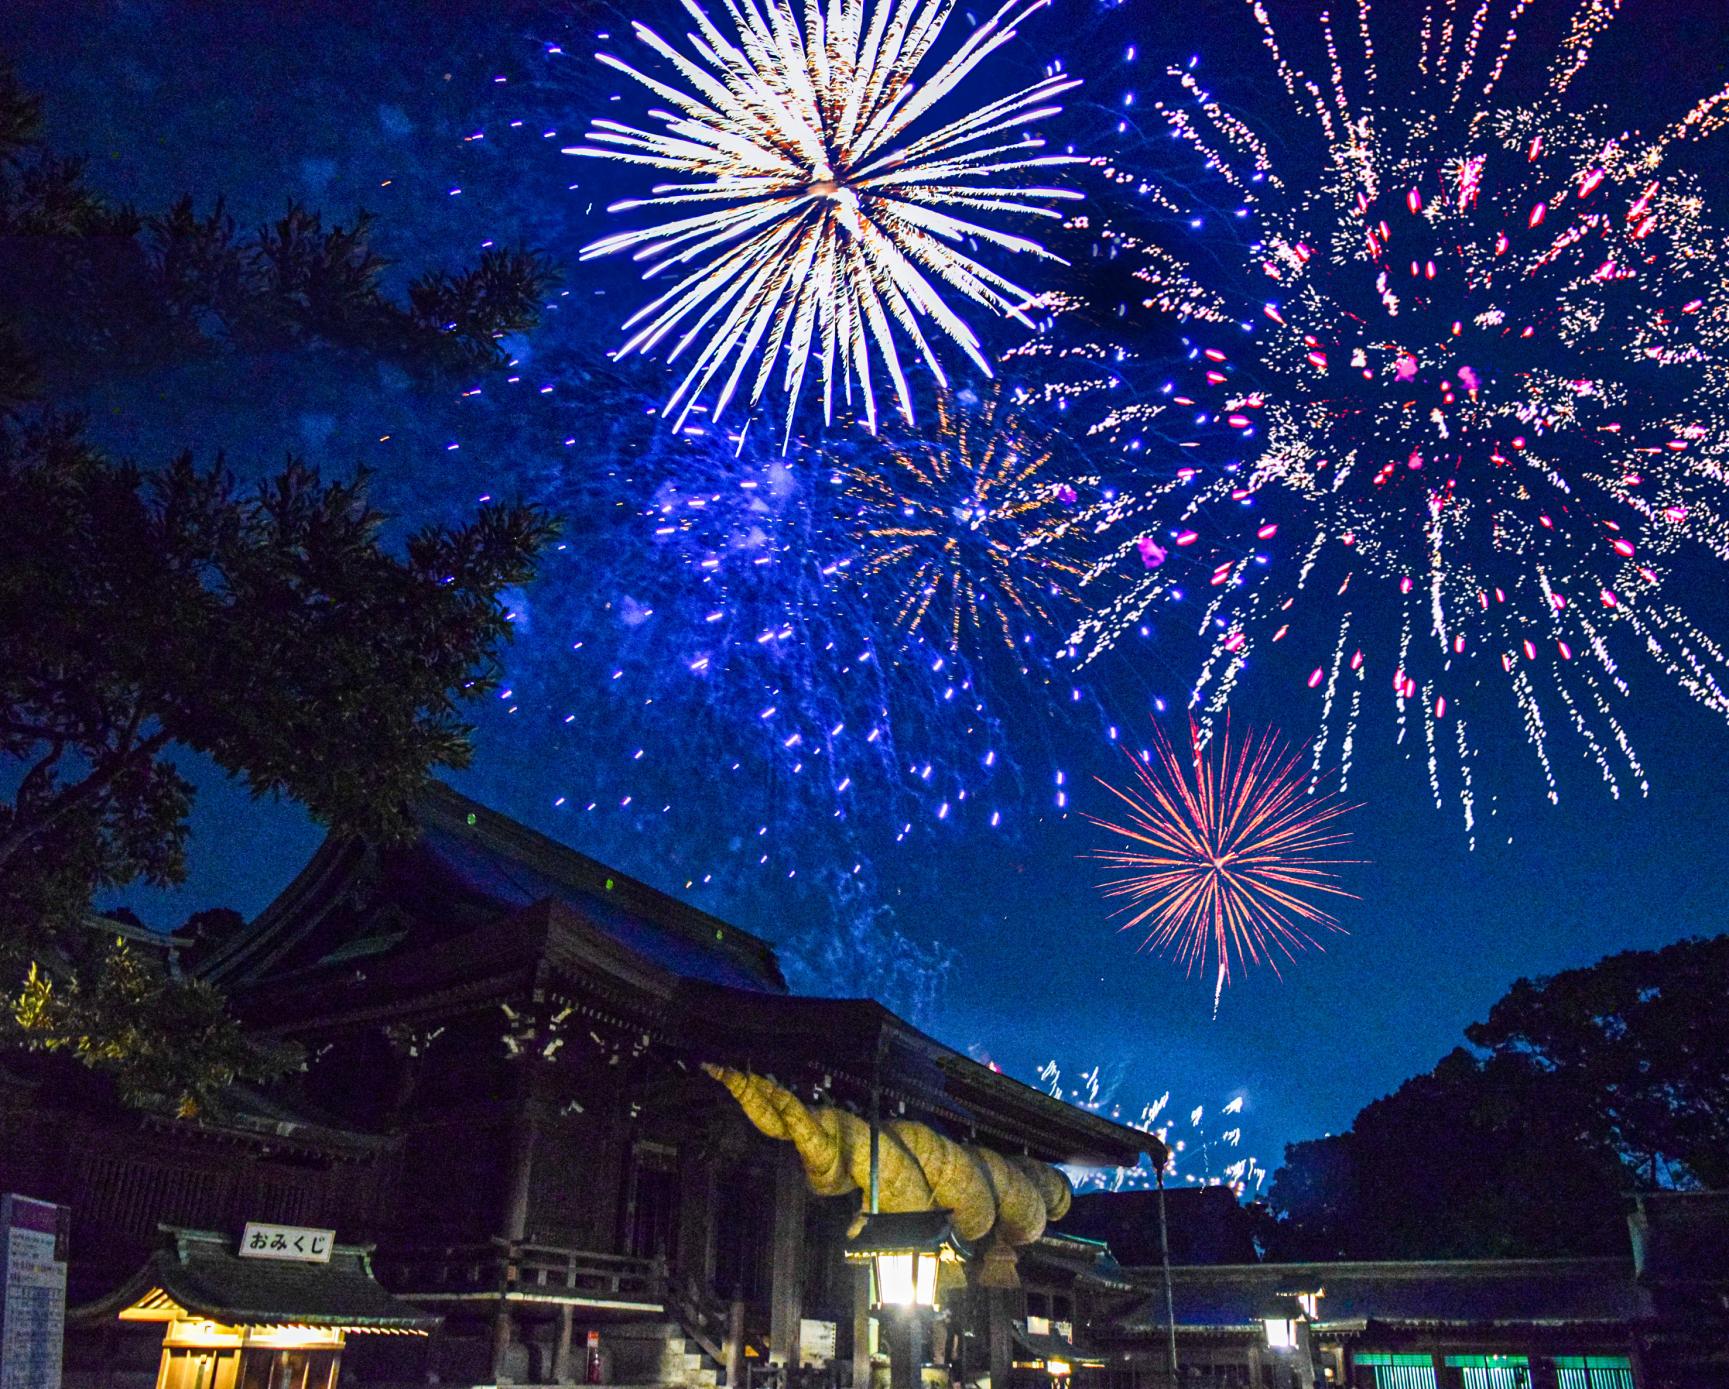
[569,0,1083,438]
[839,385,1106,653]
[1088,719,1358,1014]
[1068,0,1729,838]
[1034,1057,1266,1193]
[501,404,1131,905]
[521,424,953,878]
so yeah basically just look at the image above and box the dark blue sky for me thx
[8,0,1729,1184]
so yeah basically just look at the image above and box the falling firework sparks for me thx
[1067,0,1729,838]
[571,0,1083,437]
[1088,719,1359,1014]
[1034,1057,1265,1193]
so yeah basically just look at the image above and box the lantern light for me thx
[1260,1287,1324,1350]
[843,1211,971,1310]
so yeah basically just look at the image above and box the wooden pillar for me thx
[1292,1322,1318,1389]
[502,1076,545,1241]
[852,1266,874,1389]
[678,1149,718,1291]
[1628,1334,1651,1389]
[553,1305,576,1384]
[494,1066,545,1383]
[887,1312,920,1389]
[986,1290,1011,1389]
[768,1145,807,1364]
[727,1296,748,1389]
[491,1304,516,1385]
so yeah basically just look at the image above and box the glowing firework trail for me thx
[1088,720,1359,1014]
[571,0,1083,438]
[1035,1058,1266,1192]
[1069,0,1729,837]
[840,386,1106,652]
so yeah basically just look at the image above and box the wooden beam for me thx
[768,1145,807,1364]
[727,1296,748,1389]
[852,1265,873,1389]
[987,1289,1011,1389]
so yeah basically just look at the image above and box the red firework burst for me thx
[1087,720,1361,1014]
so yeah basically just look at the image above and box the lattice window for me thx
[1356,1352,1438,1389]
[1445,1354,1531,1389]
[1553,1356,1635,1389]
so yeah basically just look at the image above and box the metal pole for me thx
[1155,1167,1178,1387]
[870,1032,884,1214]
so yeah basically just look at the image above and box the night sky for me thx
[10,0,1729,1186]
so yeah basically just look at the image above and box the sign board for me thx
[798,1318,837,1367]
[238,1222,335,1264]
[1,1194,68,1389]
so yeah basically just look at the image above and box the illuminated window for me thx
[1444,1354,1531,1389]
[1355,1352,1437,1389]
[160,1349,241,1389]
[236,1348,341,1389]
[871,1249,940,1308]
[1553,1356,1635,1389]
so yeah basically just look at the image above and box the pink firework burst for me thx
[1088,720,1361,1015]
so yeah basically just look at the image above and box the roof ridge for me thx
[418,782,787,989]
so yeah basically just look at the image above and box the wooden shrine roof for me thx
[196,782,1155,1171]
[199,781,787,1000]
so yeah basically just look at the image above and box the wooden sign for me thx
[238,1223,335,1264]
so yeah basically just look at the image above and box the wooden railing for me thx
[379,1239,665,1304]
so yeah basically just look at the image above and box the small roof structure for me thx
[70,1228,440,1335]
[1012,1321,1081,1363]
[844,1210,972,1260]
[1110,1258,1650,1337]
[1022,1231,1137,1293]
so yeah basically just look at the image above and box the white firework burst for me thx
[569,0,1082,438]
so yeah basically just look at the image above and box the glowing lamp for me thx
[1259,1292,1304,1352]
[843,1211,970,1310]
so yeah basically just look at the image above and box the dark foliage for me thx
[0,63,554,377]
[0,416,556,1111]
[1467,935,1729,1188]
[0,59,560,1116]
[1267,1049,1630,1259]
[1265,936,1729,1259]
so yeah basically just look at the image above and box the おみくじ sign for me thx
[238,1223,335,1264]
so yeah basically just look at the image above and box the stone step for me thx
[601,1321,724,1387]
